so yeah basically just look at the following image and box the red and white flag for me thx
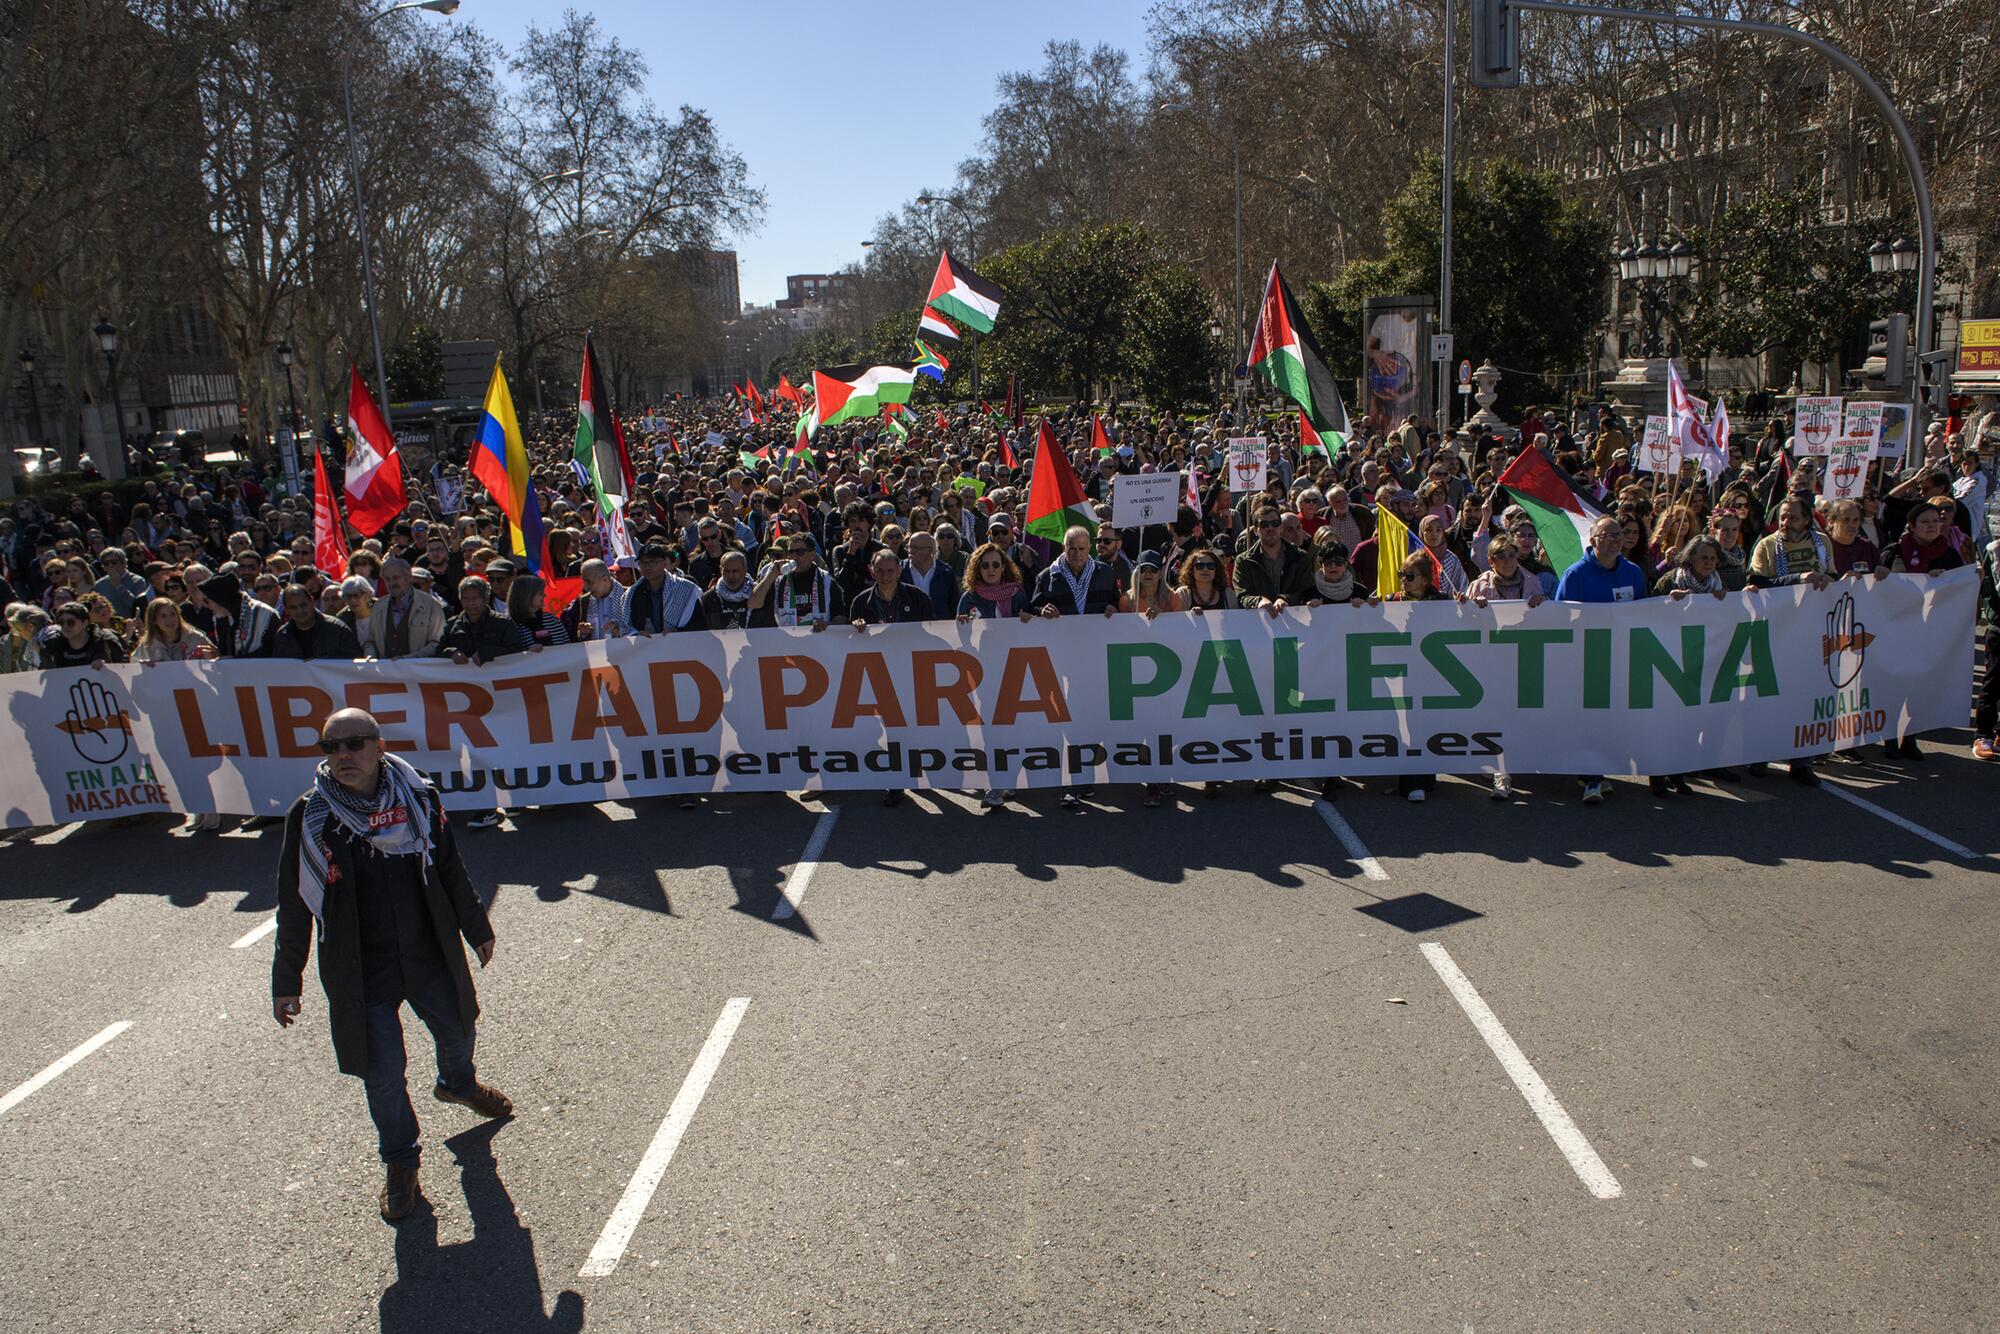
[1185,458,1201,515]
[343,366,405,536]
[1666,361,1725,481]
[313,447,349,576]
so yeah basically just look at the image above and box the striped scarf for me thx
[297,753,435,936]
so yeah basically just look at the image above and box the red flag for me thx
[935,408,950,431]
[776,375,803,407]
[998,433,1017,470]
[1090,415,1114,456]
[746,379,767,422]
[313,447,350,575]
[343,366,405,536]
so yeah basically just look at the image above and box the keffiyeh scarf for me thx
[298,753,435,935]
[1055,558,1099,614]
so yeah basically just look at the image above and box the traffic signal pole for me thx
[1469,0,1939,461]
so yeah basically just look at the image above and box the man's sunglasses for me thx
[1257,518,1282,528]
[318,735,378,753]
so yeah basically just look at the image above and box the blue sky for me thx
[464,0,1156,307]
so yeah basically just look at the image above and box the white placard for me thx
[1877,403,1911,460]
[1110,471,1185,528]
[1226,437,1269,493]
[1793,396,1843,456]
[1635,415,1674,473]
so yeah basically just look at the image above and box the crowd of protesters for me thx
[3,388,1997,820]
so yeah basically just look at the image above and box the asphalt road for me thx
[1,735,1995,1333]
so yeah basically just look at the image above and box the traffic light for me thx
[1867,314,1910,387]
[1470,0,1521,89]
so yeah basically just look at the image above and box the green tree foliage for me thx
[981,223,1152,402]
[1681,180,1892,370]
[386,325,445,402]
[1329,156,1611,410]
[1121,262,1222,411]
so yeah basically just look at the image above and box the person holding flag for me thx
[470,361,550,576]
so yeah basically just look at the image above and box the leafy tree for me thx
[386,325,445,401]
[1681,180,1892,371]
[1329,155,1611,412]
[982,223,1151,403]
[1122,262,1222,410]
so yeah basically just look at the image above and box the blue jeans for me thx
[362,965,477,1167]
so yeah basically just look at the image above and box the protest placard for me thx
[1226,437,1269,492]
[1793,396,1842,456]
[1110,471,1184,528]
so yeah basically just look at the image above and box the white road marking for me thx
[1419,943,1622,1200]
[0,1021,134,1119]
[579,997,751,1278]
[597,801,637,821]
[230,915,278,949]
[1820,779,1978,860]
[1315,801,1389,881]
[30,824,80,846]
[772,807,839,921]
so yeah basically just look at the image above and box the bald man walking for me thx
[272,708,513,1222]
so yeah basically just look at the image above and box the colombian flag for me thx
[471,361,549,573]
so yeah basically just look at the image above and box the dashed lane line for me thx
[230,915,279,949]
[0,1022,134,1120]
[1820,778,1980,861]
[579,997,751,1278]
[1420,943,1623,1200]
[772,806,840,921]
[1315,800,1390,881]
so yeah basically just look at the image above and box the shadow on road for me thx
[378,1121,583,1334]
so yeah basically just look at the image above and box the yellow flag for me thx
[1375,505,1412,599]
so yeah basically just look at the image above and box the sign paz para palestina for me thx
[1,572,1972,824]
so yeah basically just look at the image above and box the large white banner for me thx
[0,570,1974,824]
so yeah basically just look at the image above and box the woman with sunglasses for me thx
[1174,547,1235,613]
[956,543,1032,622]
[133,596,217,663]
[36,599,127,668]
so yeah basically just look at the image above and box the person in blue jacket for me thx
[1554,517,1649,805]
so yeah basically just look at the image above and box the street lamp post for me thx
[276,340,303,493]
[342,0,459,426]
[93,316,128,479]
[18,347,45,453]
[915,193,983,399]
[1615,239,1691,360]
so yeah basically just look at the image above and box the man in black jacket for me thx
[1231,504,1315,610]
[272,583,362,660]
[436,576,525,665]
[272,708,512,1222]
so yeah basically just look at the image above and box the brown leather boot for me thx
[433,1079,514,1120]
[379,1163,420,1222]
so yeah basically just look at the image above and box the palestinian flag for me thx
[739,446,769,471]
[813,363,917,427]
[1298,410,1344,461]
[882,405,910,441]
[573,335,635,521]
[1025,420,1094,542]
[1497,447,1604,572]
[998,433,1017,470]
[927,251,1001,333]
[914,338,951,382]
[1248,262,1352,437]
[791,404,819,458]
[1090,416,1115,459]
[919,307,961,345]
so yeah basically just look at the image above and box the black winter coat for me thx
[272,786,492,1078]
